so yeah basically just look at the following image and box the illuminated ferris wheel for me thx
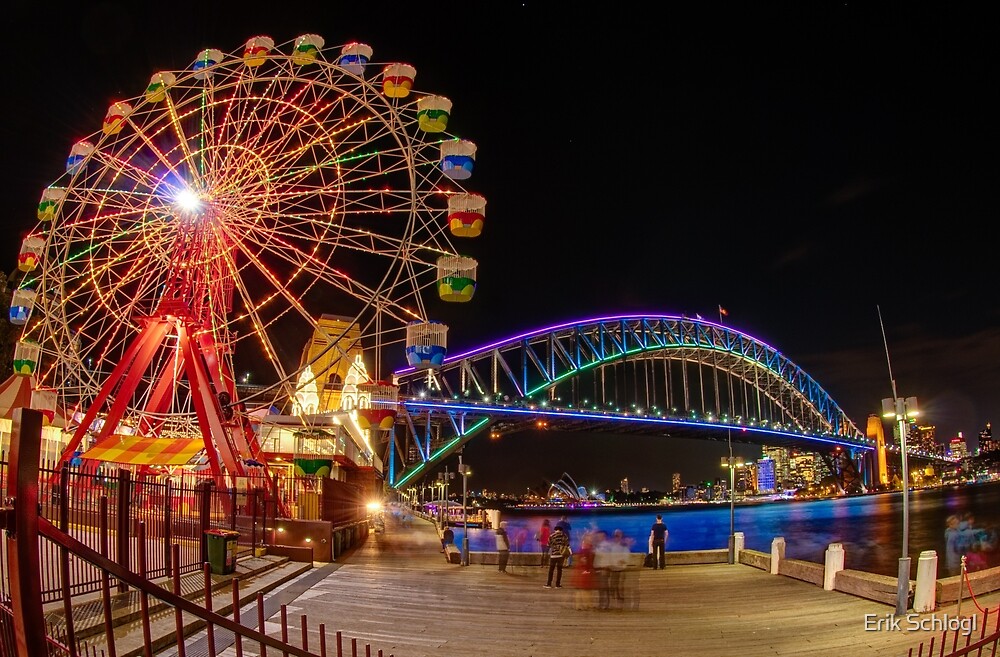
[9,35,486,476]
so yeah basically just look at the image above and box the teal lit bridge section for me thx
[383,314,921,489]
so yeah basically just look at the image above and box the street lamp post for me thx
[458,455,471,566]
[721,453,745,565]
[883,394,919,616]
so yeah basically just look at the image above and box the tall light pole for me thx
[458,454,471,566]
[883,394,918,616]
[721,442,744,564]
[879,304,919,616]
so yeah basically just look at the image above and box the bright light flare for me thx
[174,189,202,213]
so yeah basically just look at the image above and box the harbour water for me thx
[450,480,1000,577]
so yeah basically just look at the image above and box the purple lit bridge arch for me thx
[384,314,920,490]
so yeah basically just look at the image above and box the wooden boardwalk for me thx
[265,516,1000,657]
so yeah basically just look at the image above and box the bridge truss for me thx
[380,315,894,489]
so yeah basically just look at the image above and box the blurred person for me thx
[571,534,598,609]
[606,529,630,609]
[945,514,962,574]
[537,518,552,565]
[958,512,995,572]
[495,521,511,573]
[592,530,613,609]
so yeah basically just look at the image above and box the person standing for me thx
[555,515,572,566]
[650,514,668,569]
[545,525,570,588]
[441,522,455,553]
[495,521,511,573]
[538,518,552,566]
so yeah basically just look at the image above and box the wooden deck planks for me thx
[275,516,1000,657]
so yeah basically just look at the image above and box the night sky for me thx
[4,3,998,493]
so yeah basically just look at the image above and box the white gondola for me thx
[244,36,274,67]
[103,102,132,135]
[9,289,36,325]
[405,321,448,369]
[417,96,452,133]
[436,255,478,302]
[65,142,93,174]
[382,63,416,98]
[292,34,325,65]
[338,42,373,75]
[447,193,487,238]
[145,71,177,103]
[440,140,477,180]
[17,236,44,272]
[192,48,225,80]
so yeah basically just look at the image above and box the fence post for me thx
[270,474,279,545]
[250,488,259,555]
[199,480,213,566]
[913,550,938,613]
[824,543,845,591]
[164,479,173,574]
[733,531,745,563]
[230,484,238,532]
[770,537,785,575]
[5,408,48,657]
[116,468,132,592]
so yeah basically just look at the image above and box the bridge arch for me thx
[387,314,875,487]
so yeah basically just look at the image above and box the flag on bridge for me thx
[718,305,729,318]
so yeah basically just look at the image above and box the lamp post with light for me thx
[458,453,471,566]
[721,453,745,564]
[721,427,746,565]
[883,394,918,616]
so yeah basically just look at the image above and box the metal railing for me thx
[0,408,389,657]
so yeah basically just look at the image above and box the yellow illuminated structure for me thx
[866,413,888,487]
[300,314,366,413]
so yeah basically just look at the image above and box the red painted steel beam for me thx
[5,408,48,657]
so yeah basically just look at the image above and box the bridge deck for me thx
[287,515,997,657]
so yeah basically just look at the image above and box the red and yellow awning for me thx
[82,434,204,465]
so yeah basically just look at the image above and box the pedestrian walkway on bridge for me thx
[159,514,1000,657]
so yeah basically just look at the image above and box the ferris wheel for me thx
[9,35,486,476]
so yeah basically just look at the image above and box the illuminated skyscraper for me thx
[672,472,681,492]
[757,457,776,494]
[949,435,969,460]
[979,423,996,454]
[762,446,789,488]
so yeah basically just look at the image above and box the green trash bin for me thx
[205,529,240,575]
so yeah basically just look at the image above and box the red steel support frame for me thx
[5,408,48,656]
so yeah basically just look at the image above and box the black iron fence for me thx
[0,458,279,605]
[0,410,386,657]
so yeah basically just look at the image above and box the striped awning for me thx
[81,434,204,465]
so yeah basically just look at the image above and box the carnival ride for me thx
[5,34,485,485]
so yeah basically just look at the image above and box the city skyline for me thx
[3,4,997,492]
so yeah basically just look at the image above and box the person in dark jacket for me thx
[441,523,455,553]
[650,514,668,569]
[545,526,570,588]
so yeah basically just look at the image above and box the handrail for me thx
[38,517,317,657]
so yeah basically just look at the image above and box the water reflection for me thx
[448,481,1000,577]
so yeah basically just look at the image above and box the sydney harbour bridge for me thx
[381,314,948,493]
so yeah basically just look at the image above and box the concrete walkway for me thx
[163,515,1000,657]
